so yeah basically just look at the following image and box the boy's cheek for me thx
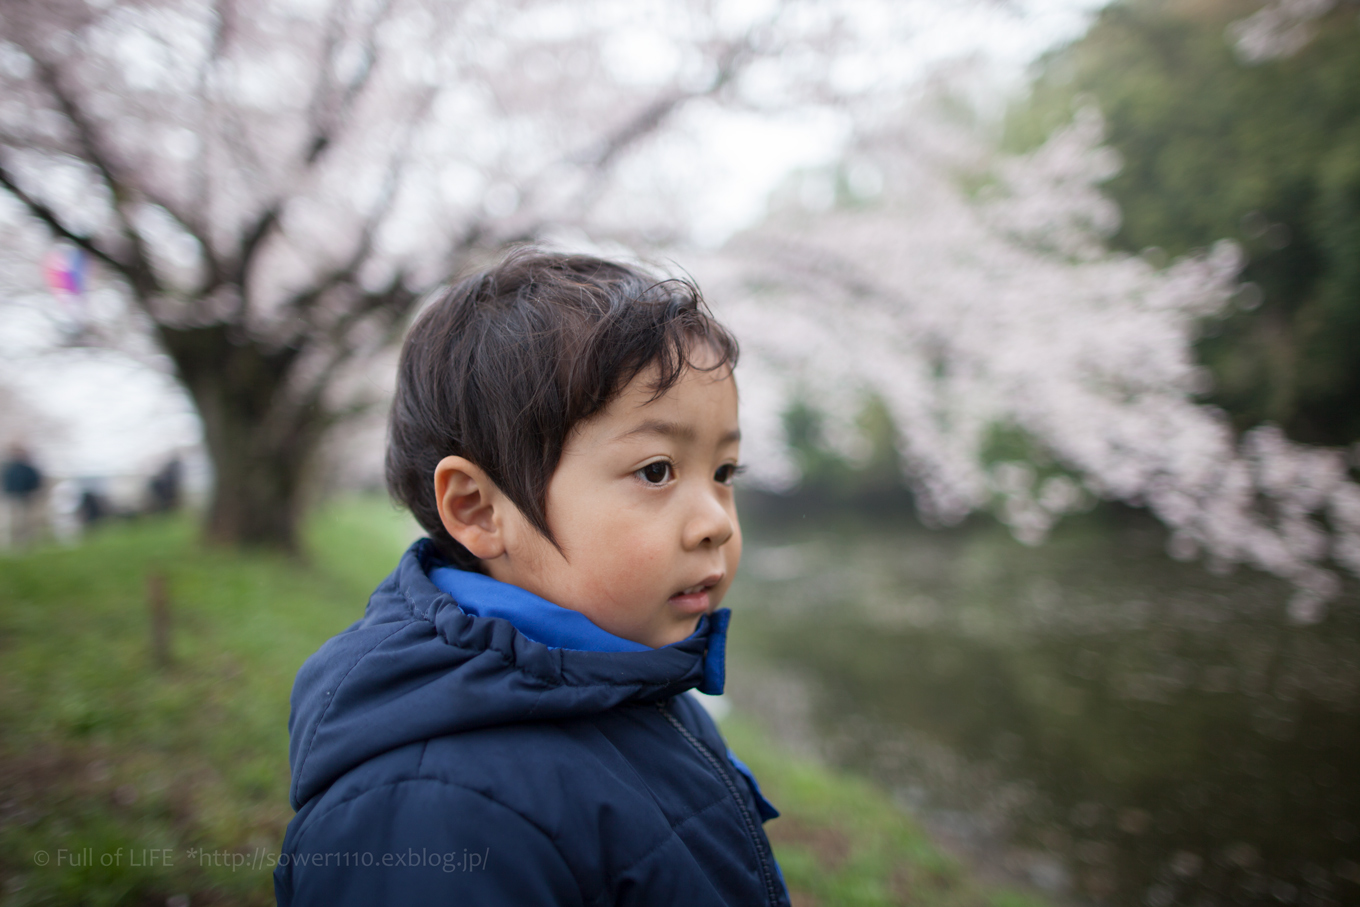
[574,555,660,610]
[725,524,743,576]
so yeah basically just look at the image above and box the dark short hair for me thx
[386,249,739,569]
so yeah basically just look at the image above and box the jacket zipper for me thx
[657,700,783,907]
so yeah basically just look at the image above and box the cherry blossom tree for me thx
[1228,0,1343,62]
[699,103,1360,621]
[0,0,793,549]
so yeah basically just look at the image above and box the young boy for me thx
[274,251,789,906]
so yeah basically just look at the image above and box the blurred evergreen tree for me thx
[781,396,911,509]
[1009,0,1360,445]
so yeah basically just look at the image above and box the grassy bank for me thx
[0,499,1043,907]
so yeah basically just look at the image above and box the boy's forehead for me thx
[614,418,742,445]
[598,366,739,443]
[633,357,734,398]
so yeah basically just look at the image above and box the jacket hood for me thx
[287,539,729,810]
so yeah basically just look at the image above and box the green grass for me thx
[0,498,415,906]
[0,498,1047,906]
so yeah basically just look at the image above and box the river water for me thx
[724,500,1360,907]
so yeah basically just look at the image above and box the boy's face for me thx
[488,359,742,648]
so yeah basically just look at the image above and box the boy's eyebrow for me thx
[617,420,741,444]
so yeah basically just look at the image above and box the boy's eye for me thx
[714,463,743,485]
[638,461,673,485]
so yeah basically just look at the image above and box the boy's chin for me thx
[645,614,705,649]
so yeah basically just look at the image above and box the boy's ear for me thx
[433,456,506,560]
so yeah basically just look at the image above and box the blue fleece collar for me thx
[429,566,651,653]
[428,566,729,694]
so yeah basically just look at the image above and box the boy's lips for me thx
[668,575,722,614]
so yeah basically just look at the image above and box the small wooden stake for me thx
[148,572,171,668]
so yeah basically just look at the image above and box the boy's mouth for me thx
[668,576,722,614]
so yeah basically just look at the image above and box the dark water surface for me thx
[725,504,1360,907]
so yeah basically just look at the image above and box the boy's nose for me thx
[683,490,736,550]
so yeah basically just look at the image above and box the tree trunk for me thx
[159,322,327,553]
[200,404,318,552]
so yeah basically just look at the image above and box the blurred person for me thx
[146,455,183,513]
[2,443,44,548]
[275,251,787,906]
[78,487,107,527]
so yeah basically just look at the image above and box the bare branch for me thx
[191,0,236,222]
[195,2,271,201]
[535,29,763,227]
[222,0,400,321]
[235,204,282,283]
[568,22,761,173]
[282,81,438,324]
[302,0,393,167]
[23,53,167,299]
[332,272,418,348]
[290,273,420,427]
[0,161,127,275]
[0,129,70,158]
[300,0,352,164]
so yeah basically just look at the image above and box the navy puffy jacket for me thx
[275,540,790,906]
